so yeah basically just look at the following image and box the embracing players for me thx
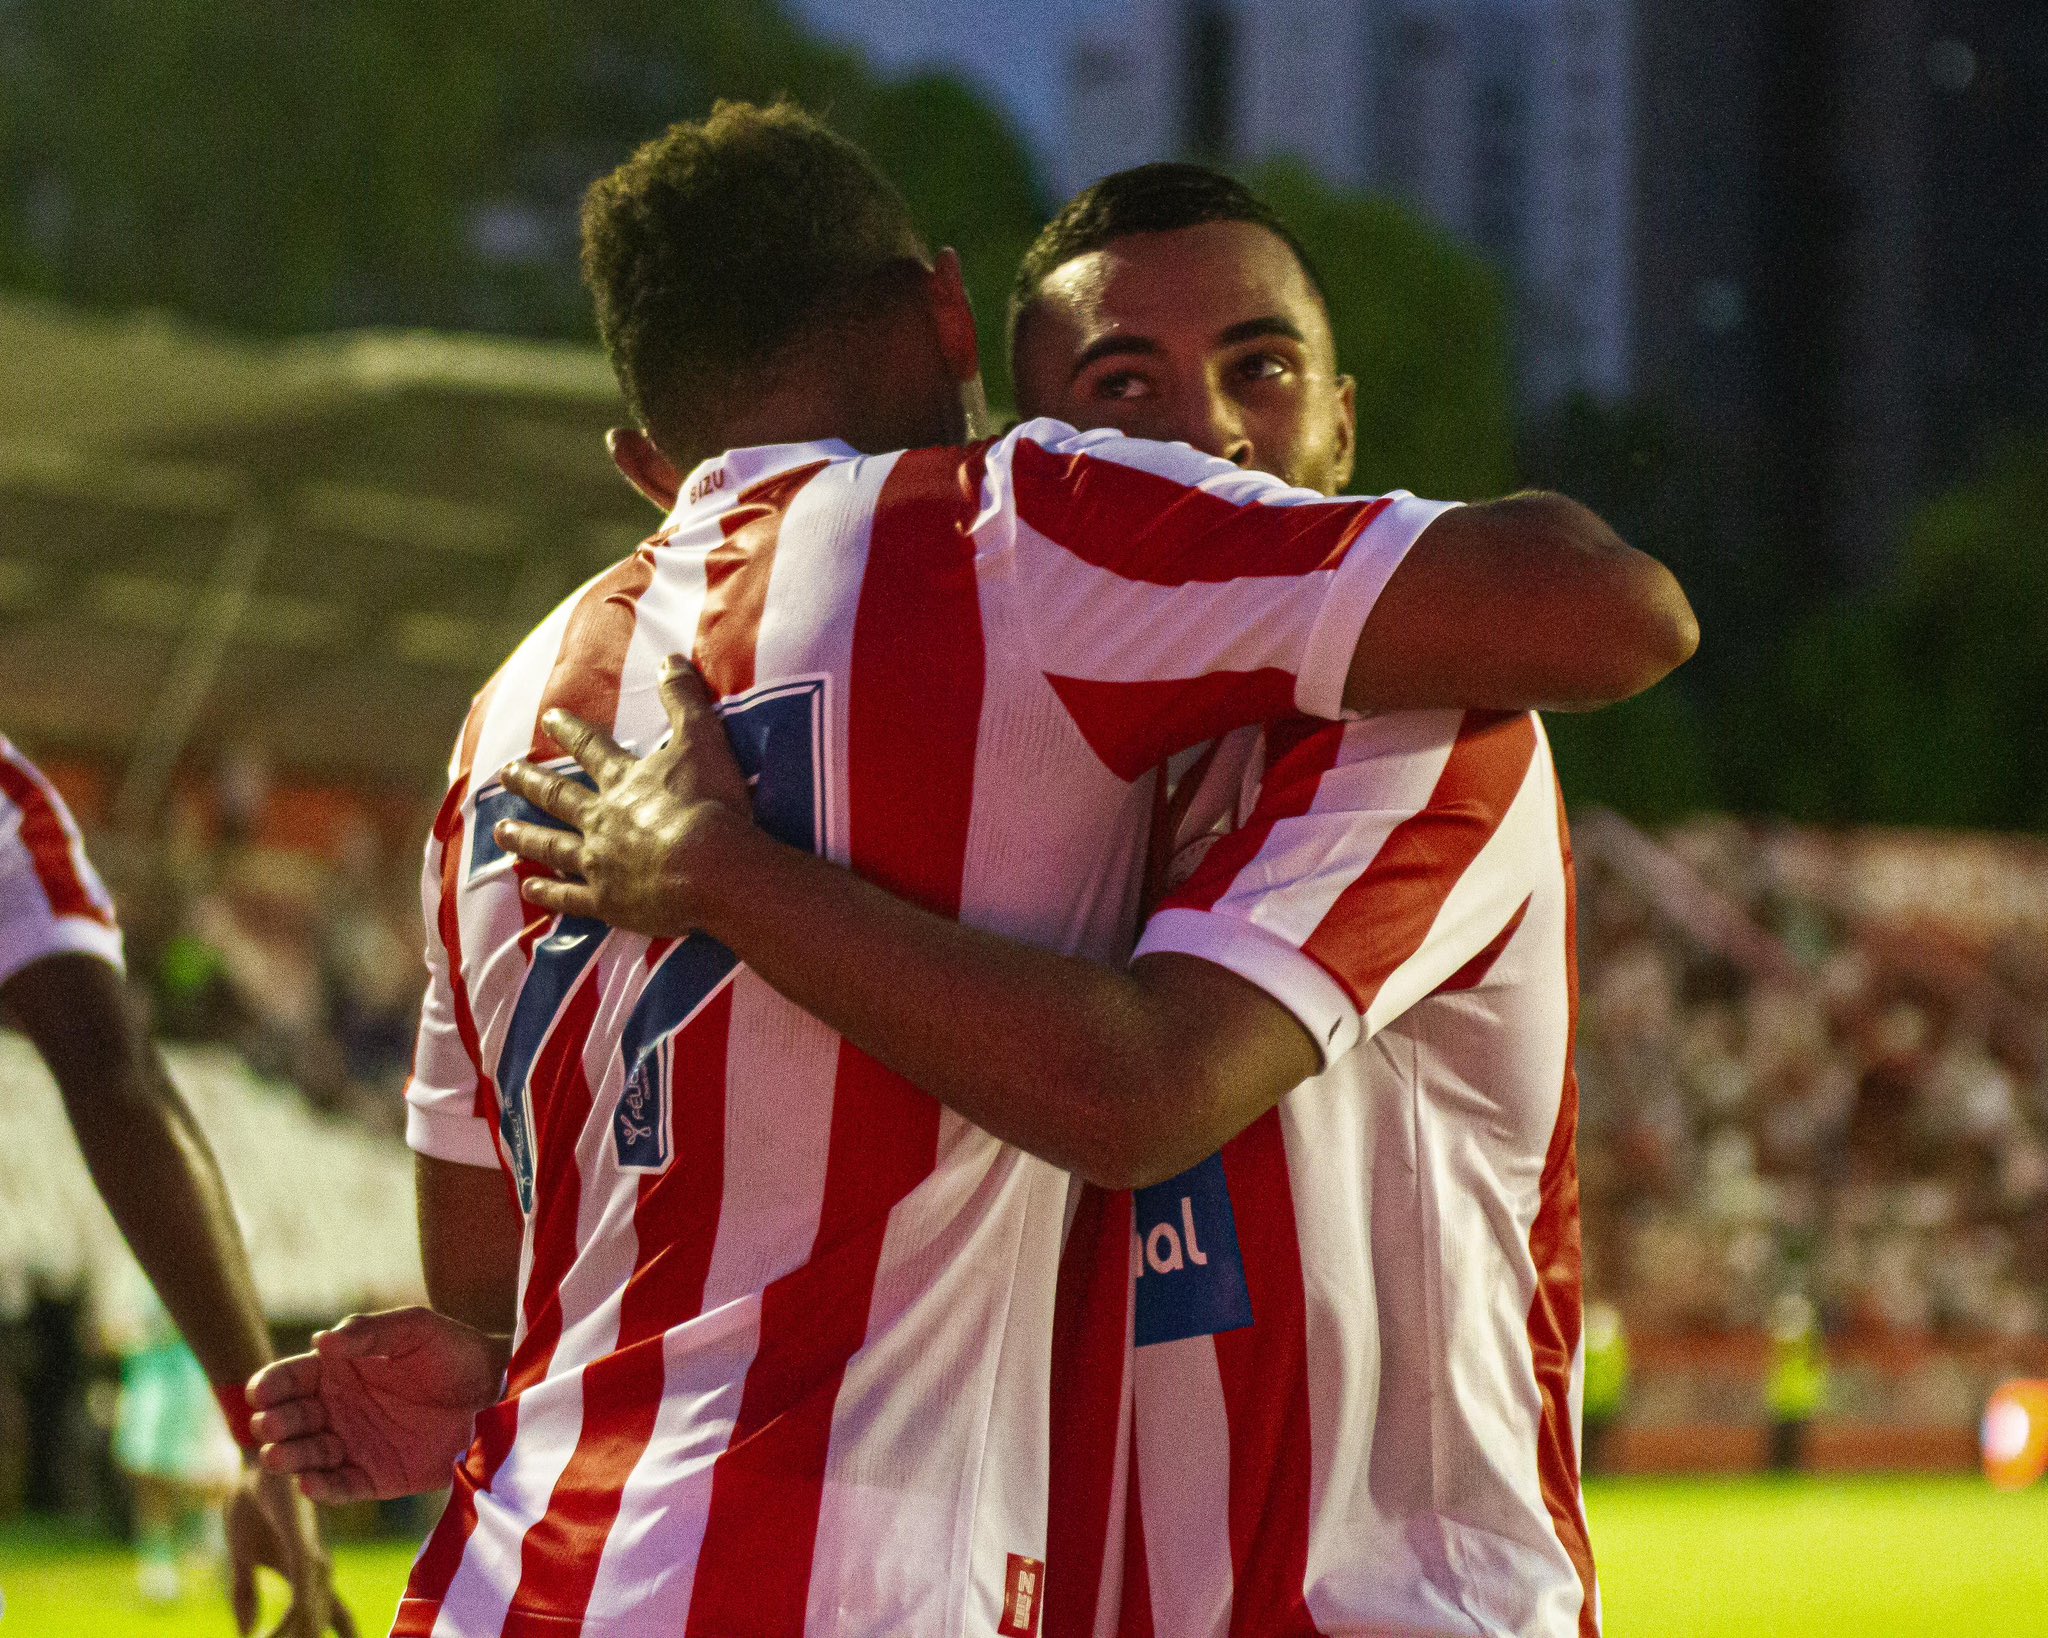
[0,736,349,1636]
[254,107,1690,1637]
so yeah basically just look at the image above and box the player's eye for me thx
[1234,352,1291,385]
[1091,371,1155,401]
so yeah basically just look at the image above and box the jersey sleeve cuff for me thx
[405,1095,504,1169]
[1295,496,1464,720]
[1135,907,1362,1069]
[0,913,124,990]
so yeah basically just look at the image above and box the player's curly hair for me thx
[1007,163,1330,358]
[581,99,928,462]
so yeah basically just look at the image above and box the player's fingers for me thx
[540,708,631,786]
[294,1465,375,1506]
[520,875,602,918]
[658,654,718,731]
[248,1353,322,1407]
[329,1590,361,1638]
[494,818,583,879]
[250,1396,327,1444]
[260,1430,350,1474]
[501,757,593,826]
[231,1547,260,1636]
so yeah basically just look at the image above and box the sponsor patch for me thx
[1132,1152,1253,1347]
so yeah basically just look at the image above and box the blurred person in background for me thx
[1766,1293,1828,1471]
[0,735,350,1636]
[102,1270,245,1604]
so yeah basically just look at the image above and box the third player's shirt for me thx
[399,420,1454,1638]
[0,736,123,985]
[1052,711,1595,1638]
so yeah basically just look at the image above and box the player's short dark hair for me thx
[581,99,928,462]
[1007,162,1330,358]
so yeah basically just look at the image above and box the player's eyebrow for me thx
[1215,316,1307,349]
[1069,334,1164,381]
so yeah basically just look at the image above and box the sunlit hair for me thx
[581,99,928,464]
[1007,162,1330,358]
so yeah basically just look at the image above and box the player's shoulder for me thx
[989,416,1316,502]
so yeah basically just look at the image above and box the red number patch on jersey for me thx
[997,1554,1045,1637]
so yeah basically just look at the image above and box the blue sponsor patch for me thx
[1132,1152,1254,1347]
[614,1038,671,1171]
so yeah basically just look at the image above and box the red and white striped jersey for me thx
[399,419,1454,1638]
[0,737,122,985]
[1050,710,1595,1638]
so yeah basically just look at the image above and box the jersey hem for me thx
[1295,496,1463,720]
[1135,906,1362,1067]
[0,913,124,990]
[405,1095,503,1168]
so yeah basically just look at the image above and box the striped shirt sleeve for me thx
[0,739,124,987]
[1135,710,1548,1065]
[992,420,1457,780]
[404,783,500,1169]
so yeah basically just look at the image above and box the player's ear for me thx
[1332,374,1357,494]
[608,427,682,511]
[925,248,983,386]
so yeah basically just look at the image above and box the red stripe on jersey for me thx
[1301,711,1537,1012]
[1436,894,1531,994]
[515,553,657,958]
[1212,1111,1325,1638]
[1046,1187,1134,1638]
[1528,789,1597,1633]
[1011,436,1390,585]
[685,444,984,1633]
[1163,721,1349,914]
[0,747,112,927]
[507,983,735,1624]
[1046,669,1298,783]
[1119,1418,1156,1638]
[697,461,827,698]
[399,966,606,1628]
[438,680,505,1134]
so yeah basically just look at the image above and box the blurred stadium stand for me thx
[0,296,647,810]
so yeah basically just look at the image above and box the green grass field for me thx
[3,1476,2044,1635]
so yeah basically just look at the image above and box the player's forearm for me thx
[416,1152,523,1338]
[6,957,274,1413]
[63,1051,273,1398]
[1343,492,1699,713]
[682,809,1202,1185]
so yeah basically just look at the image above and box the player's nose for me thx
[1174,390,1254,469]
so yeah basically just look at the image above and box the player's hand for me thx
[248,1307,507,1504]
[495,655,758,938]
[223,1464,357,1638]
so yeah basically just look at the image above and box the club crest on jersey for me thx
[1132,1152,1253,1347]
[614,1039,672,1171]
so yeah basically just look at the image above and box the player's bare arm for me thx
[1,952,354,1638]
[1349,492,1697,713]
[250,1155,518,1501]
[497,665,1319,1189]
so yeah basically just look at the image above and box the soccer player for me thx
[496,167,1616,1636]
[250,107,1689,1637]
[0,735,349,1637]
